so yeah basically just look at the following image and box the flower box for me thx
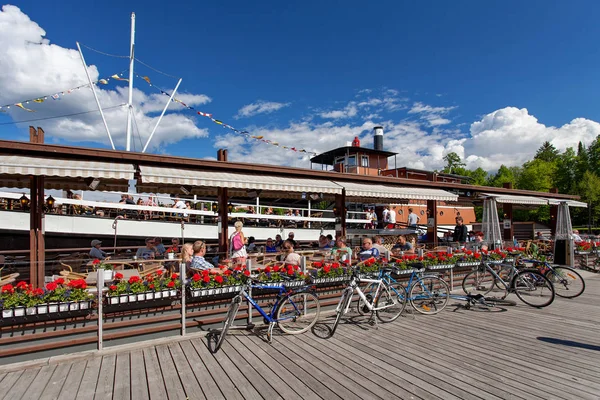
[575,251,591,255]
[59,303,69,312]
[169,289,177,297]
[154,291,162,299]
[488,260,503,265]
[26,306,37,316]
[109,296,119,305]
[119,294,129,304]
[457,261,480,267]
[427,264,454,270]
[79,301,91,310]
[37,304,48,314]
[2,309,13,318]
[128,294,137,302]
[69,302,80,311]
[136,293,146,302]
[48,303,59,313]
[13,307,25,317]
[392,269,414,276]
[103,270,113,281]
[146,292,155,300]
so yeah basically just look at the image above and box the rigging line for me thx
[79,43,130,59]
[131,109,144,151]
[0,104,127,126]
[134,57,180,79]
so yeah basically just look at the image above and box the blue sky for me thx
[2,1,600,171]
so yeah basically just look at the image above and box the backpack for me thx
[232,233,244,251]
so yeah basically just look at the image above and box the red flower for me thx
[273,265,280,272]
[114,272,124,280]
[343,259,350,265]
[224,269,232,276]
[243,270,250,277]
[67,279,87,289]
[16,281,28,289]
[156,270,164,276]
[332,262,340,269]
[264,266,271,273]
[92,259,100,265]
[323,265,331,273]
[294,265,299,271]
[287,269,295,276]
[149,283,155,289]
[203,275,210,283]
[167,281,175,288]
[192,273,201,282]
[1,284,14,293]
[109,285,117,291]
[54,278,65,285]
[218,264,226,270]
[312,262,322,268]
[129,276,141,284]
[214,275,224,284]
[171,273,179,280]
[45,282,58,291]
[234,266,242,272]
[474,253,481,259]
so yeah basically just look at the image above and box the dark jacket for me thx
[453,224,468,243]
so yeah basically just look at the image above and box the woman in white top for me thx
[229,220,247,266]
[282,240,301,266]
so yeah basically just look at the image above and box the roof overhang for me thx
[481,193,587,208]
[336,181,458,202]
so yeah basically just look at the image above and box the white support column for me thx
[308,200,311,229]
[246,259,253,325]
[125,12,136,152]
[142,78,182,153]
[180,261,186,336]
[97,268,104,351]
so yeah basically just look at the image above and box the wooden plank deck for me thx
[1,273,599,399]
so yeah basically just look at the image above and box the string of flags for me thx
[134,72,317,156]
[0,72,129,113]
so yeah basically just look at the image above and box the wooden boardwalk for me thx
[1,272,599,400]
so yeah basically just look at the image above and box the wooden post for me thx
[503,182,514,242]
[550,187,559,236]
[335,190,347,238]
[217,149,229,257]
[427,200,438,247]
[29,127,46,287]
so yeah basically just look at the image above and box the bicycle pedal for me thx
[421,305,431,312]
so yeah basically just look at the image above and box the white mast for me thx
[125,12,136,151]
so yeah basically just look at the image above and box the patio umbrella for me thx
[482,197,502,249]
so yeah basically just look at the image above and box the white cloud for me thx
[235,100,290,119]
[408,101,457,127]
[459,107,600,171]
[0,5,210,151]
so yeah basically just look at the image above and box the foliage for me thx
[310,261,349,278]
[442,152,466,174]
[0,278,93,309]
[107,271,181,296]
[189,266,250,289]
[91,258,114,270]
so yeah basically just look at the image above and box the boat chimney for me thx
[352,136,360,147]
[373,126,383,151]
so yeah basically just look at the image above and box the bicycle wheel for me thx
[330,287,352,336]
[357,283,376,316]
[375,282,407,322]
[544,267,585,298]
[276,292,321,334]
[462,268,495,296]
[410,276,449,315]
[512,270,555,308]
[208,295,241,353]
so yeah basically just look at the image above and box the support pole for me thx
[125,12,136,152]
[502,183,514,242]
[180,261,186,336]
[76,42,115,150]
[97,268,104,351]
[427,200,438,247]
[217,149,229,256]
[142,78,182,153]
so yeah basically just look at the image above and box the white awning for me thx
[546,198,588,208]
[480,193,549,205]
[139,166,342,194]
[481,193,587,207]
[0,156,135,180]
[335,181,458,201]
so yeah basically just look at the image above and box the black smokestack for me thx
[373,126,383,151]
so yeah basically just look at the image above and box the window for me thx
[347,155,356,166]
[361,156,369,167]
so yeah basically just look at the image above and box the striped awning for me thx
[335,181,458,201]
[546,198,588,208]
[0,156,135,179]
[139,166,343,194]
[480,193,549,206]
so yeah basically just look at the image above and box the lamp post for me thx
[19,194,29,209]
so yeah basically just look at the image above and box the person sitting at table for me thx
[287,232,298,248]
[274,234,284,249]
[166,238,180,254]
[89,239,107,260]
[154,237,166,256]
[281,240,301,266]
[190,240,222,273]
[246,236,258,253]
[136,238,157,260]
[265,238,277,253]
[358,238,380,261]
[327,234,335,247]
[330,236,352,263]
[468,231,488,251]
[372,236,387,255]
[392,235,414,254]
[318,235,331,250]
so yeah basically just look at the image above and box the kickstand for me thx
[266,322,275,344]
[368,311,379,329]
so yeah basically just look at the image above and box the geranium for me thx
[45,282,58,291]
[192,273,201,282]
[114,272,124,280]
[214,275,224,284]
[167,281,175,288]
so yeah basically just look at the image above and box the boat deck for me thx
[0,272,599,399]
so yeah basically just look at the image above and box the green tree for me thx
[587,135,600,175]
[517,159,556,192]
[578,171,600,229]
[554,147,577,194]
[442,152,465,174]
[467,167,488,186]
[487,165,519,188]
[534,141,559,163]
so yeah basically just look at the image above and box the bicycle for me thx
[207,277,320,353]
[330,266,406,336]
[462,257,555,308]
[448,293,517,311]
[517,258,585,298]
[358,263,450,316]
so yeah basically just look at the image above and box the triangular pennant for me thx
[14,103,35,112]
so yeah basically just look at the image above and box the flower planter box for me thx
[313,276,351,287]
[488,260,503,265]
[37,304,48,314]
[26,306,37,316]
[79,301,91,310]
[136,293,146,302]
[2,309,13,318]
[48,303,59,313]
[1,301,93,322]
[58,303,69,312]
[103,270,113,281]
[69,302,80,311]
[427,264,455,270]
[457,261,480,268]
[392,269,414,276]
[575,251,592,255]
[188,285,241,300]
[504,258,514,263]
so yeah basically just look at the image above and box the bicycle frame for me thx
[341,276,388,314]
[238,283,313,324]
[377,269,440,301]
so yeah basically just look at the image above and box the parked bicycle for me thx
[207,277,320,353]
[357,263,450,317]
[462,257,555,308]
[449,293,517,311]
[330,266,406,336]
[517,258,585,298]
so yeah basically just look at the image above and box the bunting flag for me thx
[134,72,317,156]
[0,71,128,112]
[111,74,129,82]
[14,103,35,112]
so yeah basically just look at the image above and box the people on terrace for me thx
[154,237,166,256]
[392,235,414,254]
[191,240,221,273]
[274,234,284,249]
[166,238,180,254]
[136,238,157,260]
[265,238,277,253]
[318,235,331,250]
[246,236,258,253]
[452,216,468,243]
[229,220,247,266]
[287,232,298,248]
[330,236,352,263]
[358,238,380,261]
[89,239,107,260]
[281,240,301,266]
[372,236,387,255]
[407,207,420,229]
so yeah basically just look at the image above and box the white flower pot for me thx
[37,304,48,314]
[128,294,136,302]
[14,307,25,317]
[154,291,162,299]
[169,289,177,297]
[146,292,154,300]
[103,270,113,281]
[136,293,145,301]
[167,252,175,260]
[109,297,119,305]
[79,301,90,310]
[48,303,58,313]
[59,303,69,312]
[26,306,37,315]
[2,309,13,318]
[119,295,129,304]
[191,289,200,297]
[69,302,80,311]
